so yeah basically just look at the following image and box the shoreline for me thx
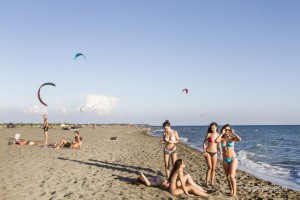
[0,127,299,199]
[175,139,300,192]
[148,126,300,192]
[172,137,300,192]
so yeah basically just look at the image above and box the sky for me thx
[0,0,299,125]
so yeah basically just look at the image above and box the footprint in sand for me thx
[40,192,46,196]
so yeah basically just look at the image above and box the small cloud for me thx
[61,107,67,114]
[84,94,118,115]
[29,106,40,113]
[41,108,48,114]
[25,105,48,114]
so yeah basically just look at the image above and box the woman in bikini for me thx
[135,172,169,188]
[168,159,208,197]
[202,122,222,186]
[215,124,241,196]
[161,120,179,179]
[8,139,44,146]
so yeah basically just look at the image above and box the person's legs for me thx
[229,158,238,196]
[171,184,208,197]
[164,153,170,178]
[223,161,232,193]
[171,152,177,166]
[44,130,48,145]
[55,139,67,149]
[71,142,80,149]
[204,153,212,186]
[33,141,45,146]
[211,153,218,186]
[181,174,207,193]
[170,187,185,196]
[188,184,208,197]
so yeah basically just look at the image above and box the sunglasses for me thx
[225,128,231,131]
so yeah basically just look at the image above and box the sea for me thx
[148,125,300,191]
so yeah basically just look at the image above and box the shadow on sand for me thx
[57,157,158,181]
[58,157,156,175]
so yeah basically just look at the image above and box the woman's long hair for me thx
[221,124,231,138]
[134,176,144,186]
[168,159,183,183]
[206,122,218,134]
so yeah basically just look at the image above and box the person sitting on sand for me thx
[8,139,44,146]
[168,159,208,197]
[215,124,241,197]
[55,131,82,149]
[135,171,206,190]
[135,172,169,188]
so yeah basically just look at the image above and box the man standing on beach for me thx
[43,114,49,145]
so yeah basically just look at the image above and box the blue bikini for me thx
[221,141,237,164]
[221,141,234,148]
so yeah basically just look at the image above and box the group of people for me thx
[44,114,83,149]
[9,115,240,197]
[136,120,241,197]
[203,122,241,196]
[9,114,83,150]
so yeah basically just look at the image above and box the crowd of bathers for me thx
[8,115,241,197]
[136,120,241,197]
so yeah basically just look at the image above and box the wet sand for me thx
[0,127,299,200]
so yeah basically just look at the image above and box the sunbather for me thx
[55,131,82,149]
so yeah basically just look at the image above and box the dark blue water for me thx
[149,125,300,191]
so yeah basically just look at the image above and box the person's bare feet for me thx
[230,189,234,195]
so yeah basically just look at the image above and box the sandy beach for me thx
[0,126,299,200]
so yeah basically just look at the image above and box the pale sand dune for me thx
[0,127,299,200]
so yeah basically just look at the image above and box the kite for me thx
[182,88,188,94]
[37,82,56,106]
[74,53,86,61]
[80,106,85,113]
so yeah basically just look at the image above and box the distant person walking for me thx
[43,114,49,145]
[161,120,179,178]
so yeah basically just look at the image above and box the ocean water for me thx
[149,125,300,191]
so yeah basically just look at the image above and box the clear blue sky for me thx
[0,0,299,125]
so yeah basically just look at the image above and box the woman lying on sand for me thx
[168,159,208,197]
[216,124,241,196]
[55,131,82,149]
[136,172,169,188]
[8,139,44,146]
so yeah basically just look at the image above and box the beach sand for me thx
[0,126,299,200]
